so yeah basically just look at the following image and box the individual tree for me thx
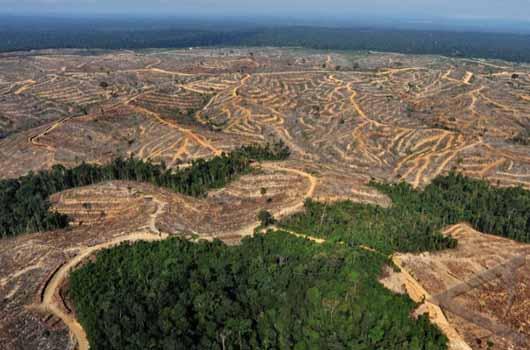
[258,210,275,227]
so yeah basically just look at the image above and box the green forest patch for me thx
[281,172,530,254]
[0,142,289,238]
[70,232,447,350]
[68,172,530,350]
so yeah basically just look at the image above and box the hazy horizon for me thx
[3,14,530,35]
[4,0,530,23]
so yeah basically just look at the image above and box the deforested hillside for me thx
[1,48,529,350]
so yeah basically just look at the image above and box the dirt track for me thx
[260,163,317,219]
[1,48,530,350]
[33,196,169,350]
[36,231,168,350]
[276,228,472,350]
[392,255,472,350]
[28,117,73,151]
[129,104,222,156]
[14,80,36,95]
[28,166,316,349]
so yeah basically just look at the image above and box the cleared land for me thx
[0,48,529,350]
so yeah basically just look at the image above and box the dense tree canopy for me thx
[0,142,290,238]
[67,171,530,350]
[281,172,530,254]
[412,173,530,242]
[70,232,448,350]
[3,17,530,62]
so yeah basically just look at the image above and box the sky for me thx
[3,0,530,22]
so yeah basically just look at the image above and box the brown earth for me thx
[391,224,530,350]
[1,48,529,188]
[1,47,529,350]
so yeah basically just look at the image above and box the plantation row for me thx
[70,232,448,350]
[0,141,290,237]
[281,172,530,254]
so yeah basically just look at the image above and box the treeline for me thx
[281,172,530,253]
[0,142,289,238]
[70,232,448,350]
[4,16,530,62]
[388,173,530,242]
[66,171,528,350]
[238,27,530,63]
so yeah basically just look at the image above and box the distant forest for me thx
[3,16,530,62]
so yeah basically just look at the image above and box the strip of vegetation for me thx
[70,232,447,350]
[0,142,290,238]
[281,172,530,254]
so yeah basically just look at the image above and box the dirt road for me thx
[129,104,222,156]
[272,227,472,350]
[261,163,317,219]
[14,79,36,95]
[34,196,169,350]
[29,117,73,151]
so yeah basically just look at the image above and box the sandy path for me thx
[37,231,168,350]
[261,163,317,219]
[118,67,198,76]
[201,163,319,239]
[376,67,424,76]
[129,104,222,156]
[29,117,73,151]
[14,79,36,95]
[462,72,474,85]
[269,226,326,244]
[35,196,169,350]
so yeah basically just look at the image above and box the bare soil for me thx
[1,47,529,349]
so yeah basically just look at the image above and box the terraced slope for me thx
[0,48,529,350]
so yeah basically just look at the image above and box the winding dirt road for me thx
[34,197,169,350]
[36,231,168,350]
[129,104,222,156]
[14,79,36,95]
[31,164,316,349]
[261,163,317,218]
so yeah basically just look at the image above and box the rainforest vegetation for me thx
[281,172,530,254]
[70,232,448,350]
[67,172,530,350]
[3,16,530,62]
[0,142,289,237]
